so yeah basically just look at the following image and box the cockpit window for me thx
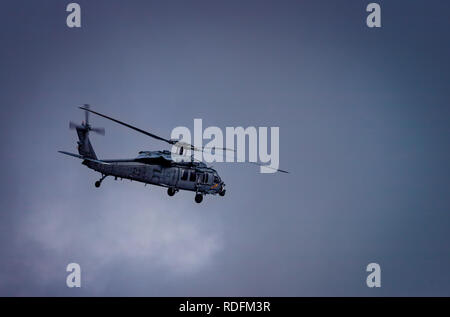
[189,170,196,182]
[181,169,188,181]
[214,176,220,183]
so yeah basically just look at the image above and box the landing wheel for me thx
[219,189,226,197]
[167,188,176,196]
[195,194,203,203]
[95,175,107,188]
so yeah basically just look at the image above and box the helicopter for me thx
[59,105,288,203]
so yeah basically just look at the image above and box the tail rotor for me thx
[69,104,105,135]
[69,104,104,158]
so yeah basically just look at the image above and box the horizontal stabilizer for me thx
[58,151,110,165]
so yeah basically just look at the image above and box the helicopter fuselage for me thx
[60,105,231,203]
[83,155,225,196]
[61,105,285,203]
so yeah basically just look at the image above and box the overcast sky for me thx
[0,0,449,296]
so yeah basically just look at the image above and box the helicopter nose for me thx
[219,184,226,196]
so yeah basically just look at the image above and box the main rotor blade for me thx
[221,152,289,173]
[172,142,235,153]
[247,161,289,173]
[79,106,172,144]
[202,146,235,152]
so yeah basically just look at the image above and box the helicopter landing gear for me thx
[95,175,107,188]
[167,188,177,196]
[195,193,203,204]
[219,189,226,197]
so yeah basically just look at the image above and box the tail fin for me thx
[76,127,98,159]
[68,104,105,160]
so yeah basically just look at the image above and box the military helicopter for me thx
[59,105,287,203]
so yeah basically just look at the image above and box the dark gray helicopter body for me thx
[59,106,226,203]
